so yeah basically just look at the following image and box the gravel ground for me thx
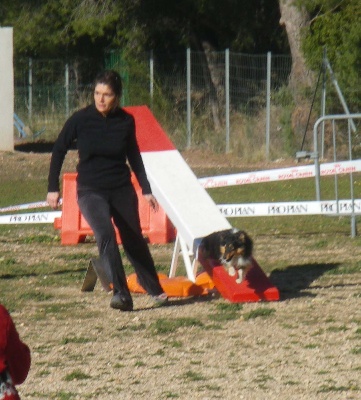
[1,148,360,400]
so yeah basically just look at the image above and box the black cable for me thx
[300,61,324,152]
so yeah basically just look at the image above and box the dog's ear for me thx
[238,231,253,250]
[219,230,230,243]
[238,231,247,242]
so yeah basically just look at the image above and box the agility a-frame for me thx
[127,105,279,302]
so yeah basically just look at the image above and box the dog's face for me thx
[200,228,253,267]
[219,230,253,267]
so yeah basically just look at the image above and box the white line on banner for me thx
[199,159,361,188]
[0,211,62,224]
[1,200,359,224]
[0,199,63,213]
[218,199,361,217]
[3,160,359,214]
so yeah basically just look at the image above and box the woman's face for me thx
[94,83,117,116]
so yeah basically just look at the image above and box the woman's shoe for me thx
[151,292,168,308]
[110,293,133,311]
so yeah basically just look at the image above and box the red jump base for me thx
[198,248,279,303]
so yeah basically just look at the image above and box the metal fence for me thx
[298,114,361,237]
[14,49,360,161]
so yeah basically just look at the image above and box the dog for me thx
[200,228,253,283]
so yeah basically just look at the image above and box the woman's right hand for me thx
[47,192,60,209]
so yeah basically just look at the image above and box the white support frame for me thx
[0,28,14,151]
[169,234,200,282]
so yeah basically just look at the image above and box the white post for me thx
[321,50,326,158]
[65,63,69,118]
[150,50,154,110]
[28,58,32,123]
[225,49,230,153]
[266,51,271,161]
[186,48,191,148]
[0,27,14,151]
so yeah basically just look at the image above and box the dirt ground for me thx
[1,148,361,400]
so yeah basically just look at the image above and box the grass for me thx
[63,370,92,381]
[318,383,359,393]
[207,172,361,237]
[0,179,49,207]
[1,162,361,238]
[208,302,243,322]
[1,153,361,398]
[351,347,361,355]
[243,307,276,320]
[60,336,93,345]
[19,291,54,302]
[149,317,204,335]
[182,370,207,382]
[52,392,77,400]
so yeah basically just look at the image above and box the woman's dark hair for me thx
[94,70,122,98]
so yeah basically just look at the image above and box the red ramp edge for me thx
[125,105,176,152]
[197,246,279,303]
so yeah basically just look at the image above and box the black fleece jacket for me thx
[47,105,152,194]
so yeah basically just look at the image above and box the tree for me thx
[302,0,361,110]
[279,0,315,97]
[134,0,288,128]
[2,0,290,131]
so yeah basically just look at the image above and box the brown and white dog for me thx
[201,228,253,283]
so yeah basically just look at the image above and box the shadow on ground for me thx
[0,267,86,281]
[269,262,340,299]
[15,141,55,153]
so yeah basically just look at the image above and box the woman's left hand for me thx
[144,194,159,212]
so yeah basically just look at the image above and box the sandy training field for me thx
[1,150,360,399]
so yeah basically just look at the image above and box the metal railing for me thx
[297,113,361,237]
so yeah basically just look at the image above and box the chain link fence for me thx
[14,50,360,162]
[14,57,102,140]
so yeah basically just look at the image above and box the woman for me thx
[47,70,167,311]
[0,304,31,399]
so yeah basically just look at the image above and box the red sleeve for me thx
[1,306,31,385]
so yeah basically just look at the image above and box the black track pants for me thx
[77,185,164,297]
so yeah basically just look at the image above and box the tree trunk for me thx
[279,0,314,95]
[202,41,222,132]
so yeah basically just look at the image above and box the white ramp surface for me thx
[126,106,231,253]
[143,150,231,251]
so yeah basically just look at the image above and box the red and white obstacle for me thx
[6,107,359,301]
[127,106,279,302]
[0,106,279,302]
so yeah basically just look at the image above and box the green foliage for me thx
[1,0,288,60]
[302,0,361,110]
[2,0,125,59]
[136,0,287,53]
